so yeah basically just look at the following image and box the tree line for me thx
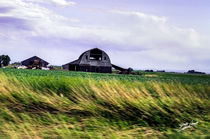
[0,55,11,68]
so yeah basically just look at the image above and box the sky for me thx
[0,0,210,72]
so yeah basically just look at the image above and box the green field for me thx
[2,68,210,85]
[0,68,209,138]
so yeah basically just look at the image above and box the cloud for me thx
[1,0,199,51]
[106,10,201,50]
[25,0,76,6]
[0,16,30,30]
[0,0,209,72]
[0,0,78,38]
[110,10,167,23]
[0,7,13,13]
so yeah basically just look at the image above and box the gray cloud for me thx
[0,7,13,13]
[0,17,31,30]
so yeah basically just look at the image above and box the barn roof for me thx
[21,56,49,64]
[63,48,107,66]
[78,48,104,59]
[65,59,80,65]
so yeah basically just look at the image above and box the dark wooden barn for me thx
[21,56,49,69]
[62,48,112,73]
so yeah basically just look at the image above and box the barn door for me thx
[96,67,99,73]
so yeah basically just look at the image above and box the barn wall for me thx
[68,65,112,73]
[62,64,69,70]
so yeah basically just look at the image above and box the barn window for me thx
[104,57,106,60]
[90,49,102,60]
[86,55,88,60]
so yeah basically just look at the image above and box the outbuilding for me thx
[21,56,49,69]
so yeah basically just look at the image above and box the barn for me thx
[62,48,112,73]
[21,56,49,69]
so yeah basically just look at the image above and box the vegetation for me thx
[0,69,209,138]
[0,55,11,67]
[2,68,210,85]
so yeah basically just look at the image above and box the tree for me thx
[0,56,2,68]
[0,55,11,67]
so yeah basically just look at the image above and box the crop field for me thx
[2,68,210,85]
[0,68,209,138]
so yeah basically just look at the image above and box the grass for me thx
[0,69,209,138]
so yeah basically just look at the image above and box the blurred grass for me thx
[0,70,209,138]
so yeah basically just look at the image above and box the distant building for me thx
[157,70,165,72]
[187,70,205,75]
[145,70,154,72]
[62,48,112,73]
[21,56,49,69]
